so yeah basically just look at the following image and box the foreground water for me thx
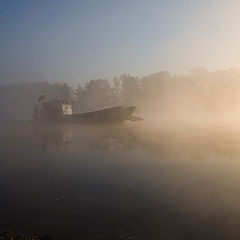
[1,121,240,239]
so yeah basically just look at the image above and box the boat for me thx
[32,98,142,124]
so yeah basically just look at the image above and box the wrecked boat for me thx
[32,98,142,124]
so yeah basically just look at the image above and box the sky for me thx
[1,0,240,85]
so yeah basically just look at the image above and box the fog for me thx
[2,120,240,239]
[4,0,240,238]
[1,67,240,122]
[3,68,240,239]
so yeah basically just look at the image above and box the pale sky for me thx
[1,0,240,85]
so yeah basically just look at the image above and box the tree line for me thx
[1,68,240,121]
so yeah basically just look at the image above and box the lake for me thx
[1,120,240,239]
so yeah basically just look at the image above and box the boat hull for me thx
[33,106,139,124]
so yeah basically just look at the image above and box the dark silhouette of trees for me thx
[1,68,240,121]
[74,79,119,112]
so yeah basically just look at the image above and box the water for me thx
[1,121,240,239]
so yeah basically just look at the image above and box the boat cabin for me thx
[42,98,72,116]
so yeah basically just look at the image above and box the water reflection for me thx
[1,122,240,239]
[33,124,73,149]
[32,123,140,151]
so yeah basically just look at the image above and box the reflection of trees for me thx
[32,124,140,151]
[32,123,240,163]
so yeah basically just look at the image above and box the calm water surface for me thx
[1,121,240,239]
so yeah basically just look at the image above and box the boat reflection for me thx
[33,124,73,149]
[32,123,139,151]
[32,123,240,161]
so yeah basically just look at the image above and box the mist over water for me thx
[2,68,240,122]
[1,67,240,239]
[1,120,240,239]
[2,0,240,238]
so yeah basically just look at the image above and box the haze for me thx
[1,0,240,85]
[3,1,240,239]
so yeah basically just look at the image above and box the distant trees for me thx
[0,82,74,121]
[74,79,118,112]
[1,68,240,121]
